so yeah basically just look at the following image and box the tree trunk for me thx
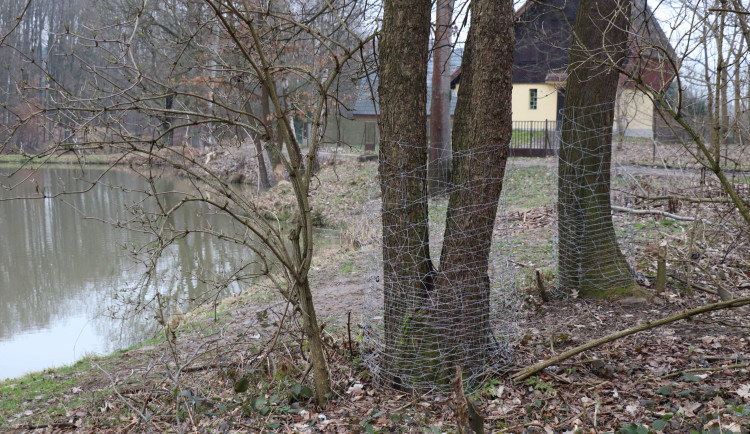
[557,0,640,298]
[162,91,175,147]
[434,0,514,380]
[732,37,743,145]
[429,0,454,192]
[378,0,433,388]
[296,277,330,406]
[262,82,282,173]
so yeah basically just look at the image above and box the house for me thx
[342,50,463,150]
[451,0,677,139]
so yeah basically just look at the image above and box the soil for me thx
[2,140,749,432]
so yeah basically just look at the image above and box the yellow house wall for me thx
[512,83,559,123]
[614,88,653,138]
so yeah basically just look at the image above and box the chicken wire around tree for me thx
[555,102,642,294]
[359,144,520,393]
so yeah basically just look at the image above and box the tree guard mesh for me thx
[556,103,639,295]
[360,143,519,393]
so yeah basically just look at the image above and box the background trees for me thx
[1,0,373,406]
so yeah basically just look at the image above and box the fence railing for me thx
[510,120,559,157]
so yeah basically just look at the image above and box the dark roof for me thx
[451,0,676,90]
[352,48,463,117]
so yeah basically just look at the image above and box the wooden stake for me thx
[535,269,550,302]
[655,242,667,294]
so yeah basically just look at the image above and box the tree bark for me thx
[557,0,640,298]
[378,0,433,388]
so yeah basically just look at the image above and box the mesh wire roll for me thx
[360,143,519,393]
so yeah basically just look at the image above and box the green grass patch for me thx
[0,332,170,429]
[0,356,102,428]
[503,165,556,210]
[0,153,115,166]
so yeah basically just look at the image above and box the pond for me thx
[0,166,336,380]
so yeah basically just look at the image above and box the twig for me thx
[611,205,695,221]
[669,273,718,295]
[347,311,354,358]
[661,363,750,379]
[23,422,78,430]
[511,296,750,382]
[708,7,750,15]
[93,361,150,425]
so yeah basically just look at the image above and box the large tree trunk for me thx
[378,0,432,388]
[557,0,640,298]
[428,0,454,192]
[434,0,514,379]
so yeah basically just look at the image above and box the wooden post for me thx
[655,241,667,294]
[536,269,551,302]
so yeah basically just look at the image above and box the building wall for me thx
[512,83,559,123]
[322,116,378,148]
[614,88,654,138]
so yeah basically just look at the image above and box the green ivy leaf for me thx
[681,373,701,382]
[655,385,673,396]
[652,419,669,431]
[233,377,249,393]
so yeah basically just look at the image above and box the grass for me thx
[503,164,557,210]
[0,359,94,427]
[0,334,165,428]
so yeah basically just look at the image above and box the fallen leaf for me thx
[735,384,750,399]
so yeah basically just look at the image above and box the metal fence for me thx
[510,120,559,157]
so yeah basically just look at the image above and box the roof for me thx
[351,48,463,118]
[451,0,676,91]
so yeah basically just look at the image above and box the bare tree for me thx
[1,0,373,406]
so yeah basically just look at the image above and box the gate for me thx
[510,120,558,157]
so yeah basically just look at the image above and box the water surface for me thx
[0,166,331,379]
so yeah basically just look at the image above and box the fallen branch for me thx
[511,296,750,382]
[611,205,695,221]
[661,362,750,379]
[633,193,743,205]
[669,273,718,295]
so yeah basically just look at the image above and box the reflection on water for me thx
[0,167,335,380]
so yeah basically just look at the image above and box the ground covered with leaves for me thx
[1,141,749,433]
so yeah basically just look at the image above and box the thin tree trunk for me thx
[296,277,330,406]
[733,37,743,145]
[243,96,272,188]
[557,0,640,298]
[429,0,454,192]
[162,91,175,147]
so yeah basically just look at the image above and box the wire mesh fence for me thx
[356,103,749,393]
[359,142,520,393]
